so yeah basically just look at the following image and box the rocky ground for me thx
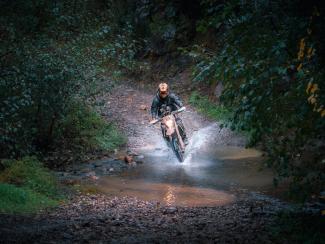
[0,194,288,244]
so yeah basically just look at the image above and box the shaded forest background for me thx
[1,0,324,201]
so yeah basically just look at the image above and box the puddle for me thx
[93,123,279,207]
[97,177,235,207]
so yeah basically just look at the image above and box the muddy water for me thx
[98,124,276,207]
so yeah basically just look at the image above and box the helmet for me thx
[158,83,169,98]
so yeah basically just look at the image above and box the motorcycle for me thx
[150,106,186,162]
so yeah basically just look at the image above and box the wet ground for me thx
[97,126,275,207]
[0,194,285,243]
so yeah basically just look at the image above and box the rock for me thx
[124,155,133,164]
[93,161,103,167]
[320,191,325,203]
[59,172,69,177]
[127,150,139,156]
[214,81,224,103]
[163,207,178,214]
[63,233,73,239]
[139,105,148,110]
[81,167,92,173]
[134,155,144,164]
[135,155,144,160]
[116,156,125,161]
[85,171,96,177]
[61,179,79,185]
[90,175,99,180]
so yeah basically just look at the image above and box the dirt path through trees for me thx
[102,82,246,152]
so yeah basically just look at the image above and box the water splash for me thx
[183,123,218,165]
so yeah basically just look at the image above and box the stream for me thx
[95,123,277,207]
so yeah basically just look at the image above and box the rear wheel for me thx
[171,136,184,162]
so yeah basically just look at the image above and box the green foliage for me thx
[0,1,129,159]
[94,23,147,74]
[0,183,57,214]
[96,123,127,151]
[189,91,232,122]
[1,39,81,157]
[60,103,126,152]
[0,157,59,197]
[0,157,61,213]
[189,1,325,200]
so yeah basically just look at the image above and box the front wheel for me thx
[171,136,184,162]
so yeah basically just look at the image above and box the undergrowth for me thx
[0,183,57,214]
[59,103,126,153]
[189,91,232,122]
[0,157,62,213]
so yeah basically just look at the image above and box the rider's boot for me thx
[179,126,189,145]
[183,136,189,146]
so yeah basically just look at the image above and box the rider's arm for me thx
[170,93,183,108]
[151,97,159,119]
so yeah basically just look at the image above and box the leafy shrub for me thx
[0,3,129,159]
[0,156,61,213]
[0,183,57,214]
[59,103,126,152]
[189,91,232,122]
[0,39,81,157]
[0,157,59,197]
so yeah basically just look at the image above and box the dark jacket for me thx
[151,92,183,119]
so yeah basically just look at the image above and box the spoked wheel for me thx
[171,136,184,162]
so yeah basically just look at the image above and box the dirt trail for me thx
[102,82,246,151]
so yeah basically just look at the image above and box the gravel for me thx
[0,194,286,243]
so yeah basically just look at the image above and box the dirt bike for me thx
[150,106,186,162]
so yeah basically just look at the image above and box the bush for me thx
[0,1,130,160]
[0,157,61,213]
[0,183,57,214]
[0,157,59,198]
[0,39,82,158]
[59,103,126,152]
[189,91,232,122]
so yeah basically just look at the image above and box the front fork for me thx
[173,120,185,152]
[161,117,185,152]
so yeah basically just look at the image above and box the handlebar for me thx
[149,107,186,125]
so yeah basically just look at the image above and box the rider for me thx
[151,83,188,145]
